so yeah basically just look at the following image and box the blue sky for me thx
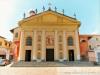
[0,0,100,41]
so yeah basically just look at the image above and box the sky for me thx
[0,0,100,41]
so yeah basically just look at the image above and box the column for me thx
[41,30,46,61]
[55,30,58,60]
[75,29,80,60]
[63,31,67,61]
[33,30,37,60]
[18,30,24,61]
[6,49,10,60]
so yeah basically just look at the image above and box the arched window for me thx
[68,36,74,46]
[26,37,32,46]
[81,40,86,43]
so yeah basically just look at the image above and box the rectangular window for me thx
[15,32,18,38]
[68,37,74,46]
[0,42,2,46]
[89,45,94,50]
[26,37,32,46]
[5,41,7,46]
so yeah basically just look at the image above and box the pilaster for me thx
[18,30,24,61]
[33,30,37,60]
[41,30,46,61]
[54,30,58,60]
[75,29,80,60]
[63,31,67,60]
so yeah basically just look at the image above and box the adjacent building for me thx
[88,35,100,62]
[80,35,100,62]
[10,27,20,61]
[0,36,13,60]
[79,35,91,61]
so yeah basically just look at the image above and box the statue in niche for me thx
[46,35,54,46]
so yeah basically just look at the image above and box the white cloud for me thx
[0,0,17,40]
[92,29,100,34]
[0,0,16,20]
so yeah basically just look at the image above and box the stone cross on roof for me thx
[48,2,52,10]
[23,12,26,19]
[62,9,64,15]
[55,7,57,12]
[43,6,45,11]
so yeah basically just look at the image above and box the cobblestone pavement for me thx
[0,62,100,75]
[0,65,100,75]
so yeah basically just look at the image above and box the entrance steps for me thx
[10,61,98,67]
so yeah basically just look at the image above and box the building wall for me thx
[18,29,79,61]
[18,26,80,61]
[0,37,10,48]
[11,27,21,61]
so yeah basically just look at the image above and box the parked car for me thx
[0,59,10,66]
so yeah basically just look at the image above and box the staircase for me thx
[11,61,98,67]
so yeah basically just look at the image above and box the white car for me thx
[0,59,9,66]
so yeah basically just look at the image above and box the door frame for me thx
[46,48,54,61]
[25,50,31,62]
[68,50,74,61]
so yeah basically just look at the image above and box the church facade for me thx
[11,8,81,62]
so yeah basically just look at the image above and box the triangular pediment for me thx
[19,10,80,26]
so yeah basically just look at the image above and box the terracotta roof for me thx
[0,36,6,39]
[80,34,100,36]
[10,27,18,33]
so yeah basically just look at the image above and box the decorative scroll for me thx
[37,31,42,42]
[37,44,41,50]
[59,44,63,50]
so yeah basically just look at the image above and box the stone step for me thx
[10,61,99,67]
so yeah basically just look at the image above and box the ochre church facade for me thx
[11,8,81,62]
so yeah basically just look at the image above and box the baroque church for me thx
[10,7,81,62]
